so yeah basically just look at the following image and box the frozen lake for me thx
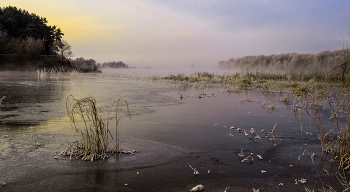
[0,68,344,191]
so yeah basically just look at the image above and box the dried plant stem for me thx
[64,95,130,161]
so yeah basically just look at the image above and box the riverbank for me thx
[161,71,350,94]
[0,54,102,73]
[0,54,72,71]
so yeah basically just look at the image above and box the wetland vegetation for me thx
[157,52,350,191]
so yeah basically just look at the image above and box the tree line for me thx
[218,48,350,82]
[100,61,128,68]
[69,58,128,72]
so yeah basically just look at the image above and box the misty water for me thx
[0,69,345,191]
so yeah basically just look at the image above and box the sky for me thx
[2,0,350,68]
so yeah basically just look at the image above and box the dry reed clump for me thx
[305,98,350,169]
[36,67,80,81]
[62,95,130,161]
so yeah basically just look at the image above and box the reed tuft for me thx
[36,67,80,81]
[64,95,130,161]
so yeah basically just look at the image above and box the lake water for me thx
[0,68,346,191]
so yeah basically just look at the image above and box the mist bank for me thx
[218,48,350,82]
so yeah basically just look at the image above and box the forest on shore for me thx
[0,6,128,71]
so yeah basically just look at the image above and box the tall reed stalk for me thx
[114,98,130,151]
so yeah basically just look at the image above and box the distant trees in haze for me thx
[70,57,98,71]
[101,61,128,68]
[218,48,350,82]
[70,58,128,72]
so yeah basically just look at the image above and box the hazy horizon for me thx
[2,0,350,68]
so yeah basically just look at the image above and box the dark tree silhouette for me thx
[0,6,64,54]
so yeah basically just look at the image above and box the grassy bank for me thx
[0,54,102,73]
[0,54,71,70]
[161,71,349,94]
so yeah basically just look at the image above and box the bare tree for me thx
[56,40,73,62]
[333,39,350,83]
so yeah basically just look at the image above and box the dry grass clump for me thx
[63,95,129,161]
[305,99,350,169]
[36,66,80,81]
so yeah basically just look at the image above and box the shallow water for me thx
[0,69,347,191]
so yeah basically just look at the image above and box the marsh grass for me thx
[36,67,80,81]
[304,98,350,169]
[162,71,344,94]
[64,95,130,161]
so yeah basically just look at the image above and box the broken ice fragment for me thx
[250,128,255,134]
[244,130,249,136]
[299,178,306,183]
[190,184,203,191]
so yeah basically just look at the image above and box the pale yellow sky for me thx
[2,0,115,42]
[1,0,348,67]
